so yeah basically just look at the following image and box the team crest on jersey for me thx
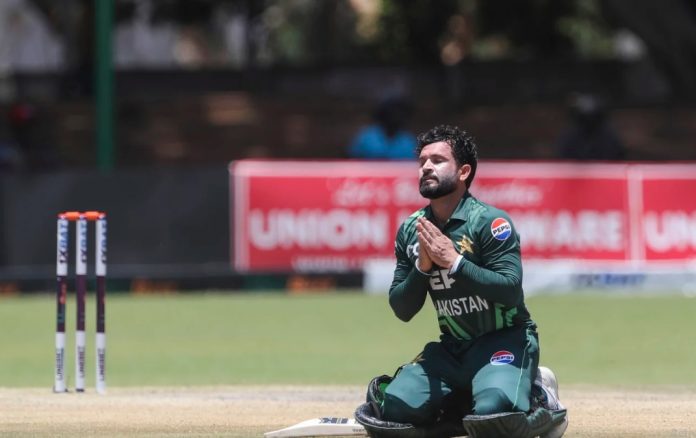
[457,234,474,254]
[490,350,515,365]
[490,218,512,241]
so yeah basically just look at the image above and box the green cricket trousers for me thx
[382,324,540,425]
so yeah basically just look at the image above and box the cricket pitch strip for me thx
[1,385,695,437]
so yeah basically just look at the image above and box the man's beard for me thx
[419,173,458,199]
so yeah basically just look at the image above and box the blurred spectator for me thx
[556,93,626,161]
[348,95,417,160]
[7,101,59,171]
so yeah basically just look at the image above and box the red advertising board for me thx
[231,161,424,271]
[634,165,696,261]
[474,163,631,261]
[230,160,696,272]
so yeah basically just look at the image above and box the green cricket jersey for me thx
[389,192,533,343]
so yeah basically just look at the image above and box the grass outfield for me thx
[1,291,694,388]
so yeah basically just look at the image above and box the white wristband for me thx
[449,255,464,275]
[415,263,430,275]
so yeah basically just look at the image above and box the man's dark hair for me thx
[416,125,478,188]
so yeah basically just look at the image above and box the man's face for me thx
[418,141,465,199]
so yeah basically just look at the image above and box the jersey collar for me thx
[424,191,472,223]
[450,191,473,222]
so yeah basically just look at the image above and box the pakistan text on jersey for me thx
[435,296,490,316]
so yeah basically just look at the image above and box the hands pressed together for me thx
[416,217,460,272]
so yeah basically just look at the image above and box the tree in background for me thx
[16,0,696,99]
[604,0,696,99]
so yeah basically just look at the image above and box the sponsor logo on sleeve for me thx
[490,350,515,365]
[490,218,512,241]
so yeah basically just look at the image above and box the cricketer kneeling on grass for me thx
[355,125,568,438]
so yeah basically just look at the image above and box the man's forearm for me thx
[452,259,522,307]
[388,268,430,322]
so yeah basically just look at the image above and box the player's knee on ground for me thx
[473,387,514,415]
[381,392,437,426]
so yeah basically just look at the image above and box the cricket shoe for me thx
[535,366,568,438]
